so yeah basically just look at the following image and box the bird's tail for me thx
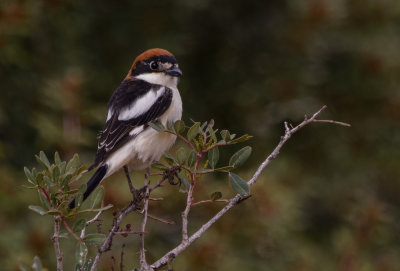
[68,164,108,209]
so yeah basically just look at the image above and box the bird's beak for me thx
[165,66,182,77]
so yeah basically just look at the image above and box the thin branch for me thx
[124,165,136,195]
[139,168,151,269]
[150,105,348,269]
[191,199,229,207]
[146,213,175,225]
[62,220,80,241]
[114,231,146,235]
[120,244,125,271]
[52,216,63,271]
[312,119,351,127]
[90,201,139,271]
[80,210,104,239]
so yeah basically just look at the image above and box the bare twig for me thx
[136,210,175,225]
[111,256,115,271]
[150,105,349,269]
[114,231,146,235]
[80,210,104,239]
[124,165,136,195]
[191,199,229,206]
[90,201,139,271]
[139,168,151,269]
[120,244,125,271]
[181,182,194,242]
[312,119,351,127]
[147,213,175,225]
[52,216,63,271]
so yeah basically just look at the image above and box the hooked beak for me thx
[165,65,182,77]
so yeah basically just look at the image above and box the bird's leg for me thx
[123,165,137,201]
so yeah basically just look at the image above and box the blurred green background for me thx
[1,0,400,270]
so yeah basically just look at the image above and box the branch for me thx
[90,201,139,271]
[80,210,104,239]
[150,105,349,269]
[139,168,151,270]
[52,216,63,271]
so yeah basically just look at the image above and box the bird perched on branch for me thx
[69,48,183,209]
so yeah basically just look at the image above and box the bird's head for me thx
[127,48,182,88]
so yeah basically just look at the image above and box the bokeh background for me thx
[1,0,400,270]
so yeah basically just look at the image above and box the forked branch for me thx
[150,105,350,269]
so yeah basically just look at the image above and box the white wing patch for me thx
[106,109,114,121]
[118,87,165,121]
[129,125,144,136]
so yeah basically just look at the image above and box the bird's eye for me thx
[150,61,159,70]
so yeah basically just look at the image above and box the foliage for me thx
[22,120,252,270]
[1,0,400,270]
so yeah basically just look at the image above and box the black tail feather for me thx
[68,164,108,209]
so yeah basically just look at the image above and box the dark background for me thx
[1,0,400,270]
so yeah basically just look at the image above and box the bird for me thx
[69,48,183,209]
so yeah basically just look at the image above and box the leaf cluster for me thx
[25,151,112,217]
[150,119,253,196]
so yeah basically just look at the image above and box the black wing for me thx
[90,81,173,169]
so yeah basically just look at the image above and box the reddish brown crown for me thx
[132,48,174,68]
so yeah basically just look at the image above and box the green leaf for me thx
[65,188,79,194]
[44,176,54,188]
[229,146,252,168]
[47,209,62,215]
[73,218,86,232]
[167,120,175,132]
[29,205,47,215]
[229,173,249,195]
[66,154,80,175]
[60,174,72,187]
[210,191,222,201]
[180,177,190,190]
[54,151,61,165]
[208,125,217,142]
[174,120,185,134]
[229,134,253,144]
[149,120,165,131]
[59,161,67,174]
[76,242,88,266]
[34,173,44,186]
[177,147,186,164]
[24,167,35,182]
[58,230,69,239]
[187,150,197,167]
[35,152,50,170]
[76,258,94,271]
[83,233,106,245]
[151,162,167,171]
[39,191,51,209]
[208,147,219,169]
[32,256,42,271]
[88,186,104,209]
[220,130,230,142]
[187,122,200,141]
[214,166,234,172]
[53,166,60,183]
[39,151,51,169]
[164,151,178,165]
